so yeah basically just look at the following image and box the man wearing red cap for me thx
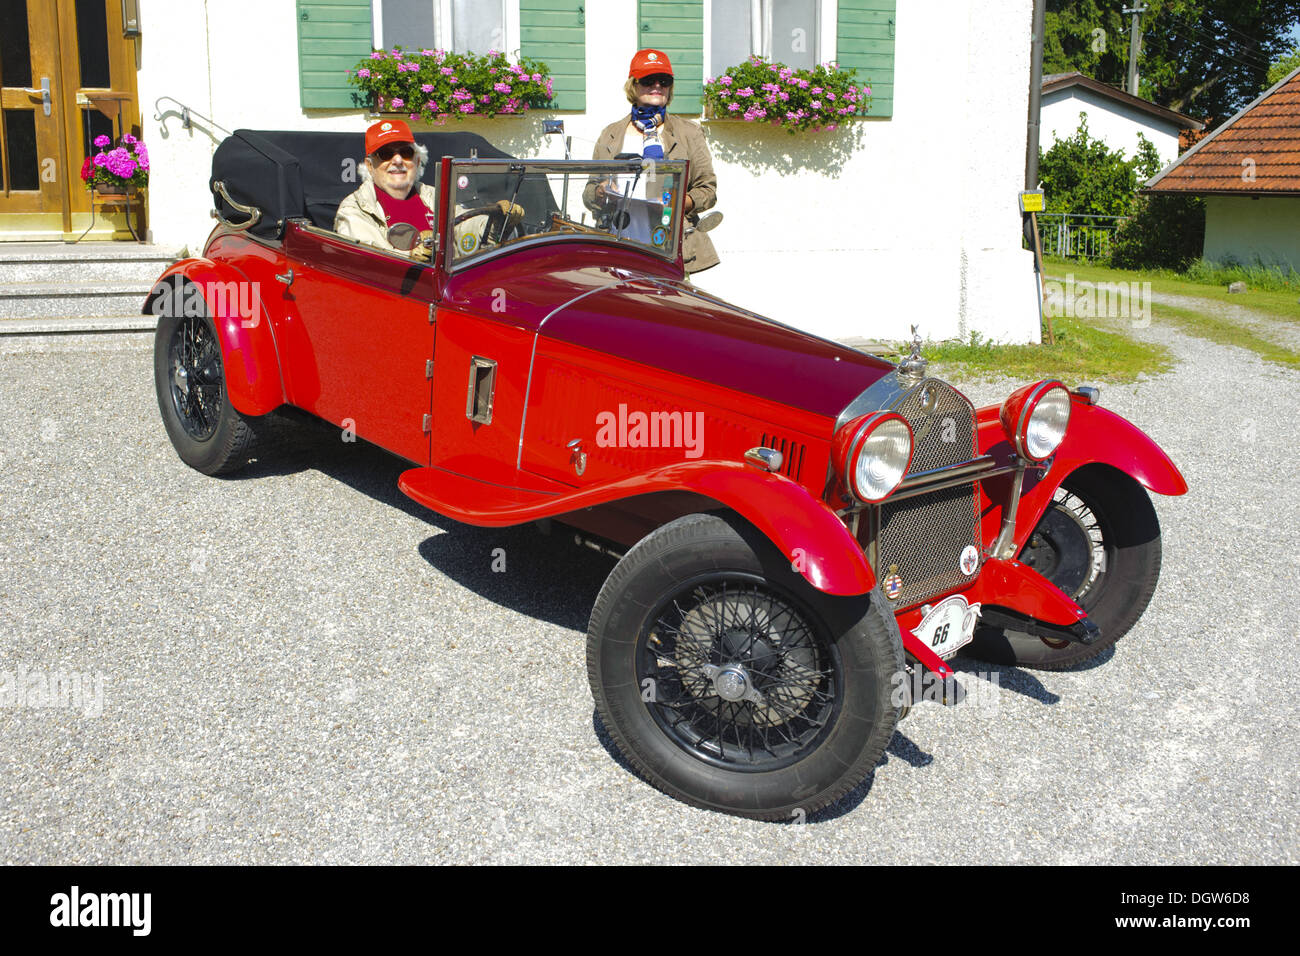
[335,119,523,259]
[335,119,439,258]
[584,49,719,273]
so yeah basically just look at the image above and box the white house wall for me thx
[1203,195,1300,271]
[1041,87,1182,168]
[137,0,1040,344]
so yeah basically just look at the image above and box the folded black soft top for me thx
[209,129,529,239]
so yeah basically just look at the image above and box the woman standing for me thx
[585,49,719,274]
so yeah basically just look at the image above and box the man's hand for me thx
[411,230,434,262]
[494,200,524,226]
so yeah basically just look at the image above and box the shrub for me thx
[702,56,869,133]
[1109,194,1206,270]
[1037,114,1160,217]
[349,48,554,122]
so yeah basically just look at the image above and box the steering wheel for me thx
[451,203,526,249]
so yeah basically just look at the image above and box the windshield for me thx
[445,159,686,268]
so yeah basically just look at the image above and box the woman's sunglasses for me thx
[374,143,416,162]
[637,74,674,88]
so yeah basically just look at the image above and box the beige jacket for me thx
[584,115,719,273]
[334,179,439,251]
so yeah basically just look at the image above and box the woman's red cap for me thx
[628,49,673,78]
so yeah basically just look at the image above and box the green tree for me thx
[1045,1,1298,124]
[1038,114,1155,217]
[1266,43,1300,87]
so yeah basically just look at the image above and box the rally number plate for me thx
[913,595,981,660]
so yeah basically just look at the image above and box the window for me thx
[707,0,835,75]
[372,0,520,56]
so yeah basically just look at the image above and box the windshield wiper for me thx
[610,154,643,238]
[498,166,527,244]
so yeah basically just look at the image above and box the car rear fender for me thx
[978,397,1187,548]
[144,260,285,416]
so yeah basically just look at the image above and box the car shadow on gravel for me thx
[228,415,616,631]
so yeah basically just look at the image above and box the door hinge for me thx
[428,303,435,324]
[425,359,434,379]
[422,414,432,433]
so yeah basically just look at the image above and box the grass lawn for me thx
[1044,257,1300,324]
[927,258,1300,380]
[926,316,1173,384]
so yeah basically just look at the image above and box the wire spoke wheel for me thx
[638,575,841,771]
[153,297,256,476]
[588,513,902,818]
[167,312,225,441]
[1017,486,1110,646]
[966,465,1162,670]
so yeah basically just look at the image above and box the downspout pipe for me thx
[1025,0,1046,192]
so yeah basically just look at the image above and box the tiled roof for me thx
[1147,67,1300,195]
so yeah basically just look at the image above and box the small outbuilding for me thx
[1144,66,1300,273]
[1040,71,1203,168]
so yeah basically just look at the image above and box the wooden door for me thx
[0,0,140,239]
[0,0,66,219]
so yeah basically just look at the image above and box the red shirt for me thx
[376,188,436,232]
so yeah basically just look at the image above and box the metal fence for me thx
[1037,213,1129,261]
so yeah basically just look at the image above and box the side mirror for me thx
[387,222,419,251]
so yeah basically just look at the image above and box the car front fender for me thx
[398,460,875,596]
[144,260,285,416]
[978,396,1187,549]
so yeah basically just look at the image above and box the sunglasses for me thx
[374,143,416,162]
[637,74,674,88]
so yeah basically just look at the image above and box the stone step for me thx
[0,241,180,284]
[0,280,152,320]
[0,315,157,336]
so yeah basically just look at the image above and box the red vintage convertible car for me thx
[148,129,1186,819]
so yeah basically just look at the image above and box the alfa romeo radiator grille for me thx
[891,379,976,472]
[876,485,980,609]
[871,379,979,609]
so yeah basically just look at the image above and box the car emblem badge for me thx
[884,571,903,600]
[960,545,979,575]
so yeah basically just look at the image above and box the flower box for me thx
[350,48,555,123]
[703,57,870,134]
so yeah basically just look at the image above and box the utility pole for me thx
[1123,4,1149,95]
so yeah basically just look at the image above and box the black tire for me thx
[587,512,903,820]
[966,464,1162,670]
[154,307,256,476]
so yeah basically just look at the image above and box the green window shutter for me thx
[837,0,895,118]
[297,0,373,110]
[636,1,704,114]
[520,0,586,111]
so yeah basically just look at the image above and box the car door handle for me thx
[275,268,294,287]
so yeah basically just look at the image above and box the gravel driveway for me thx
[1,322,1295,864]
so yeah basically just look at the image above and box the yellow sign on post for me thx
[1019,190,1045,213]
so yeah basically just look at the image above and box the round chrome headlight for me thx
[837,412,913,503]
[1023,386,1070,459]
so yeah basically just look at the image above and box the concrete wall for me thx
[1041,87,1183,168]
[1204,195,1300,272]
[136,0,1041,343]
